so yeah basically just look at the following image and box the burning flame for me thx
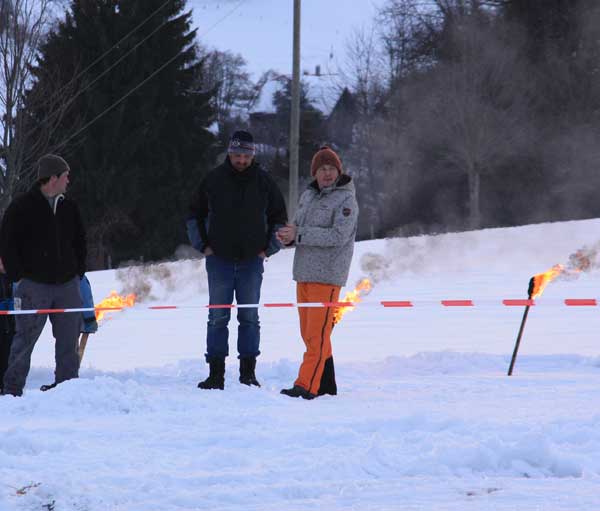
[529,264,565,299]
[95,291,136,322]
[529,248,596,299]
[333,278,372,325]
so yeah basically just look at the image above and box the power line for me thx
[53,46,187,152]
[25,11,173,144]
[42,0,172,111]
[43,0,247,161]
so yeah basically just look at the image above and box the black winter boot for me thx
[197,359,225,390]
[317,357,337,396]
[239,357,260,387]
[1,387,22,397]
[280,385,316,400]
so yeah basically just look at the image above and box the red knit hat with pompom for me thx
[310,145,343,177]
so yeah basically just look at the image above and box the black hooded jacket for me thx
[0,187,86,284]
[188,158,287,261]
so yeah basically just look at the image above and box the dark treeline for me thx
[339,0,600,239]
[201,0,600,241]
[3,0,215,268]
[2,0,600,267]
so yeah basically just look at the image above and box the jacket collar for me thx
[29,186,65,214]
[224,156,260,179]
[309,174,352,193]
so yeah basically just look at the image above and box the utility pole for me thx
[288,0,301,220]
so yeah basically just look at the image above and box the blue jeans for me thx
[205,255,264,361]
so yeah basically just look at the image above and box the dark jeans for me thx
[3,277,81,394]
[205,254,264,361]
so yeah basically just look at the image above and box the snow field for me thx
[2,219,600,510]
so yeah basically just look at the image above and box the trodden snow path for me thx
[2,218,600,510]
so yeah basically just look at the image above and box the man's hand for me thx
[258,251,266,259]
[0,257,5,274]
[204,247,214,256]
[276,223,297,245]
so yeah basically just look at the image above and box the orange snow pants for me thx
[294,282,341,395]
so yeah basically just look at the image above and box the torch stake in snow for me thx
[507,262,568,376]
[507,277,535,376]
[507,248,596,376]
[78,333,90,362]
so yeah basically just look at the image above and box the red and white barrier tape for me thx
[0,298,598,315]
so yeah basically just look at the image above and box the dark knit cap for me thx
[310,145,343,176]
[38,154,70,180]
[228,130,255,155]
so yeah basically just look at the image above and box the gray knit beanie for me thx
[38,154,70,180]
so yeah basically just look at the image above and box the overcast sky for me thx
[189,0,386,79]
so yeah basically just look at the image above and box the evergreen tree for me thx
[23,0,214,266]
[272,77,316,130]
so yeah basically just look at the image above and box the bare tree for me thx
[334,27,390,236]
[0,0,67,212]
[1,0,48,206]
[376,0,437,84]
[405,13,536,229]
[198,49,272,137]
[339,26,386,118]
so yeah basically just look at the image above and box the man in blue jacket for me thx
[1,154,86,396]
[187,131,287,390]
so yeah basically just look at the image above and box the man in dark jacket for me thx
[187,130,287,390]
[1,154,86,396]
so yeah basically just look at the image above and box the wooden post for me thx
[78,332,90,363]
[288,0,301,219]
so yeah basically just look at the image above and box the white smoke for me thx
[116,259,207,303]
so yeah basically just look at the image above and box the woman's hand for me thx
[276,223,297,245]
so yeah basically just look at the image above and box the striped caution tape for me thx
[0,298,598,315]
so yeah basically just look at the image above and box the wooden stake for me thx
[507,304,530,376]
[507,277,535,376]
[78,332,90,363]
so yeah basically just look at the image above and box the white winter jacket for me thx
[292,175,359,287]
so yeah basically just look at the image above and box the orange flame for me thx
[333,278,372,325]
[95,291,136,322]
[529,264,565,299]
[528,244,598,299]
[529,251,595,299]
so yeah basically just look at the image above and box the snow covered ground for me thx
[2,219,600,510]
